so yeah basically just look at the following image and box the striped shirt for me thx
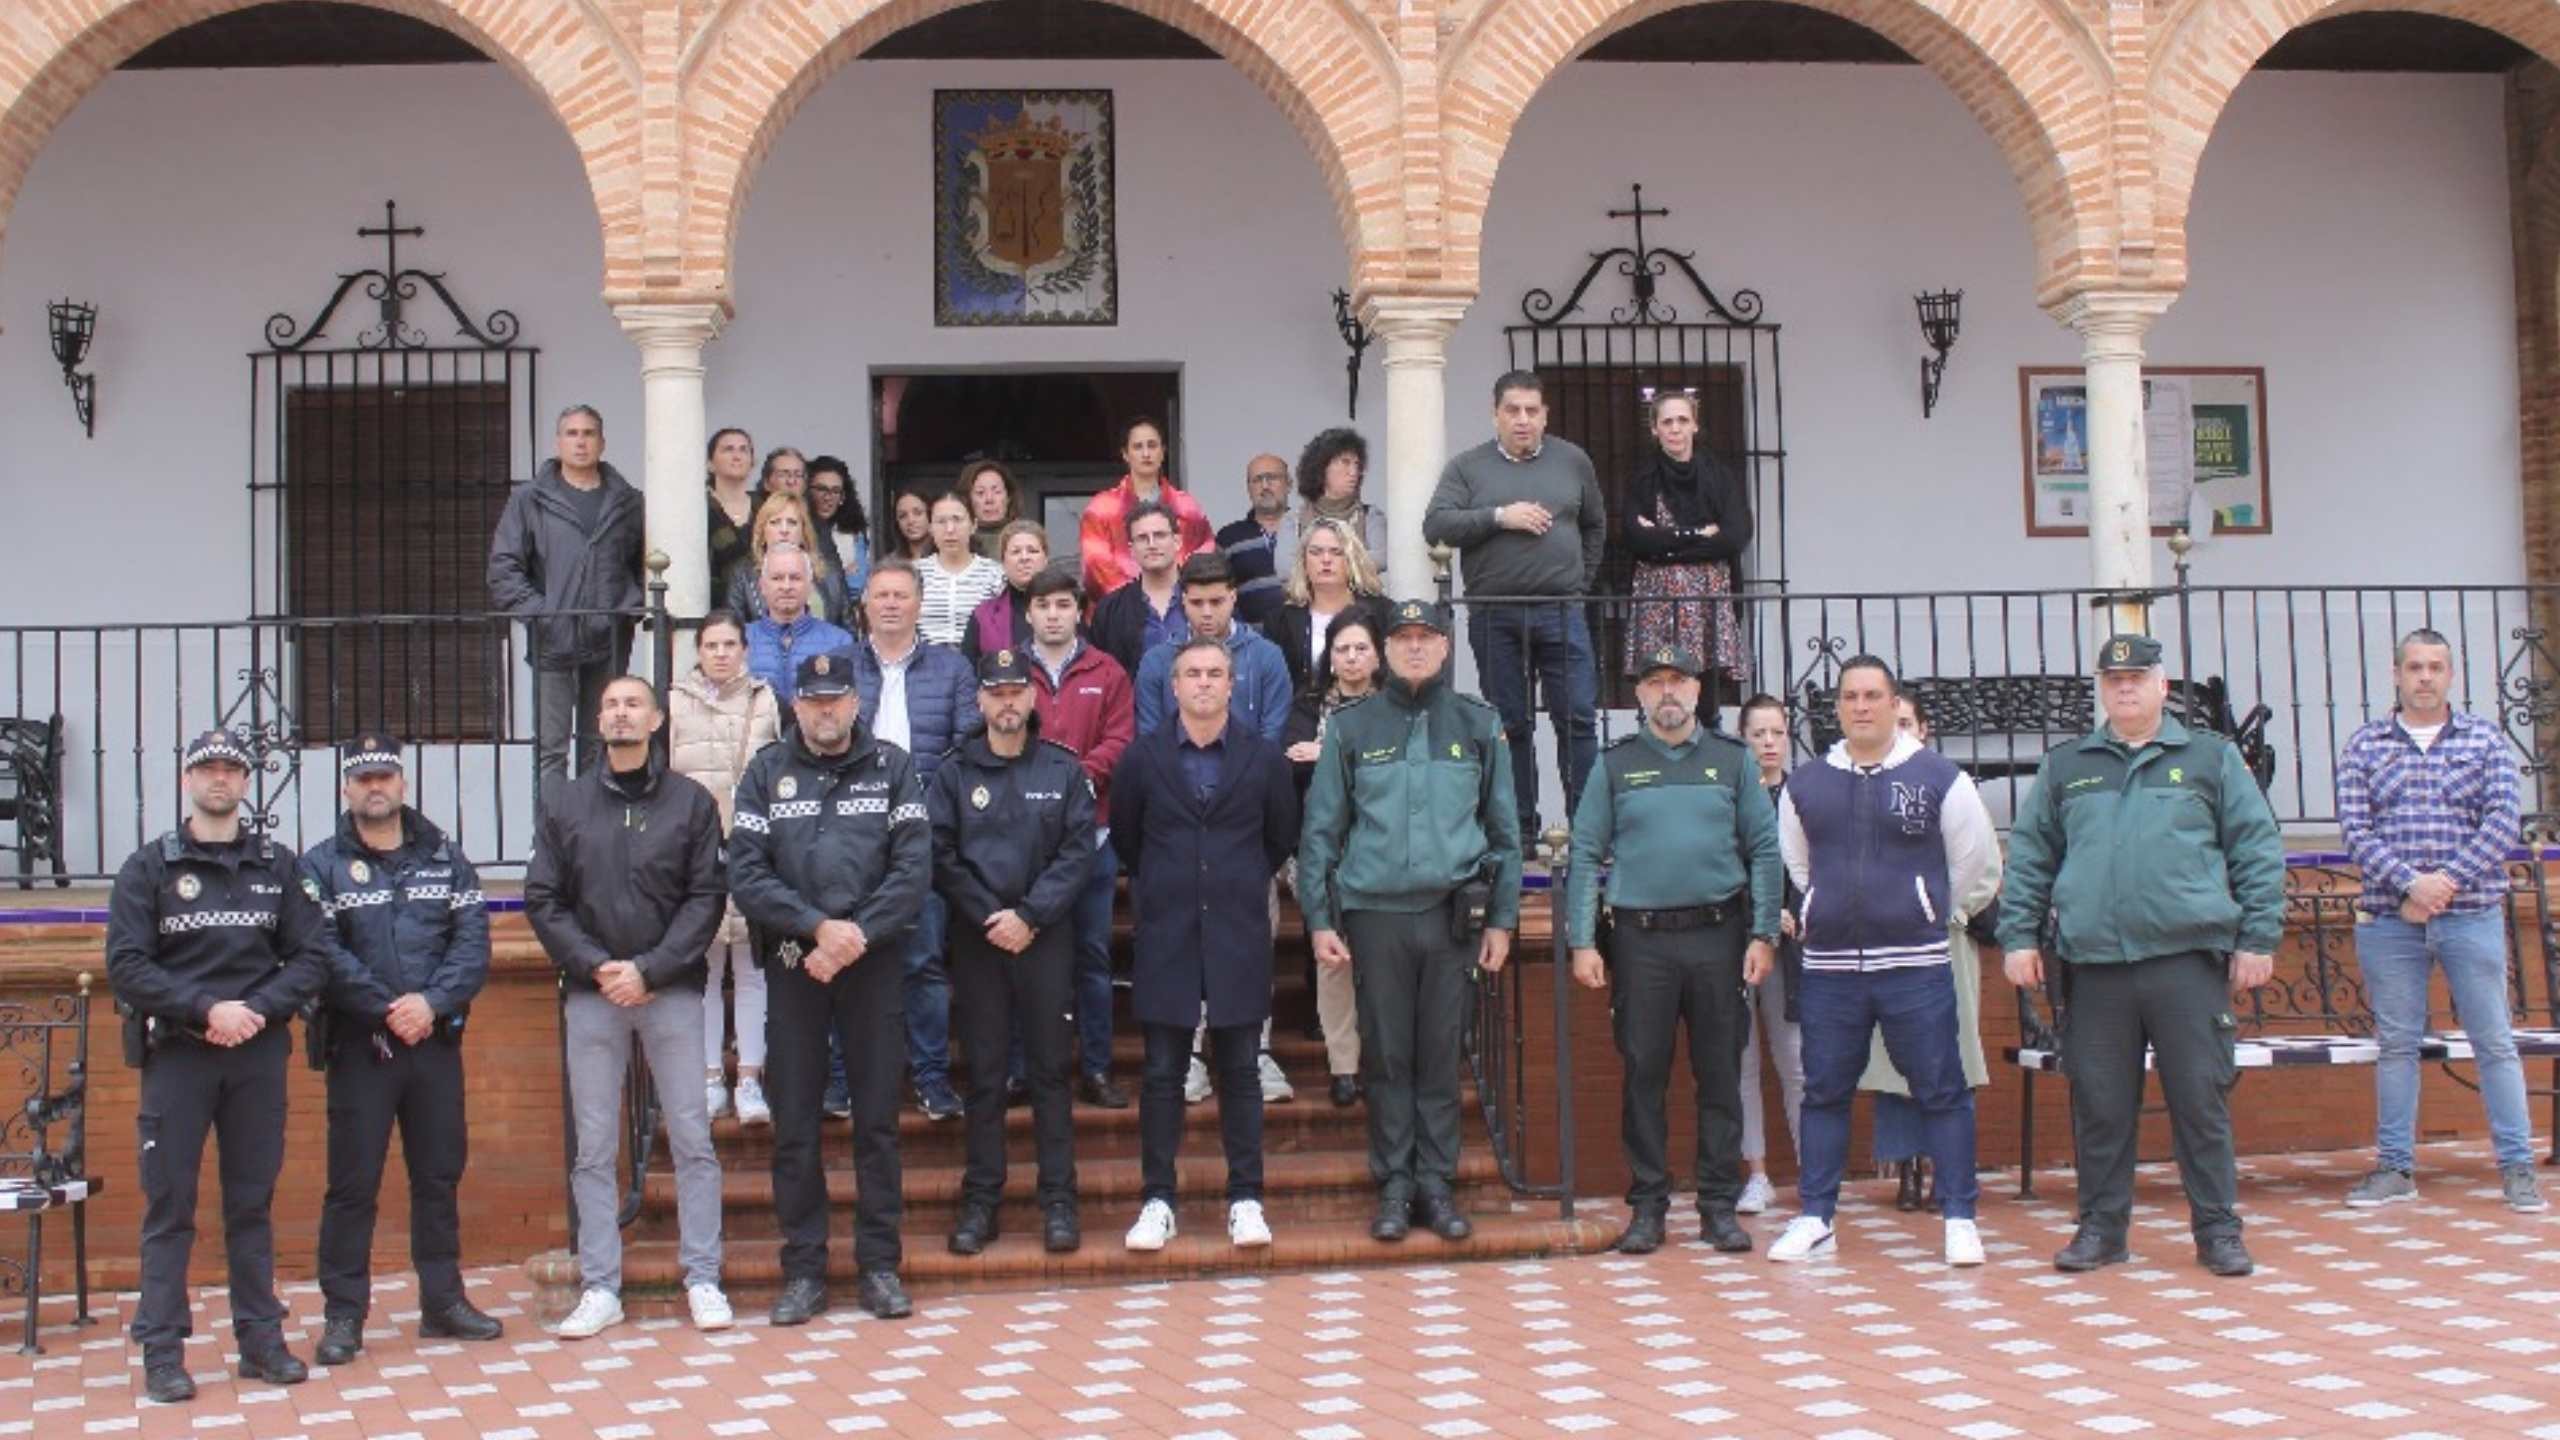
[2336,709,2518,913]
[918,554,1006,647]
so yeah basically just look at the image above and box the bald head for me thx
[1246,453,1290,521]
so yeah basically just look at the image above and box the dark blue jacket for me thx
[851,637,980,779]
[1782,739,1979,972]
[1109,721,1298,1029]
[298,808,490,1024]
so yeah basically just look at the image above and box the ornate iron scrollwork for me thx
[217,649,301,840]
[264,201,521,352]
[1518,183,1765,328]
[2497,624,2560,840]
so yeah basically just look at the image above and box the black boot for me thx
[236,1338,309,1386]
[2198,1233,2255,1277]
[2054,1226,2131,1273]
[858,1270,913,1320]
[419,1300,504,1342]
[768,1275,830,1326]
[1370,1194,1412,1242]
[1701,1208,1754,1253]
[1420,1193,1473,1242]
[1615,1208,1668,1254]
[142,1350,196,1404]
[1328,1075,1362,1108]
[1043,1202,1083,1254]
[1077,1070,1133,1109]
[1894,1160,1924,1213]
[314,1316,364,1367]
[948,1202,999,1256]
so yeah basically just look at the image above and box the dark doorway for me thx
[870,369,1181,554]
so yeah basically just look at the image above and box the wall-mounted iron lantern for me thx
[1916,289,1962,418]
[47,299,98,437]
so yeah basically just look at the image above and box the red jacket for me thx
[1030,641,1136,816]
[1079,475,1213,599]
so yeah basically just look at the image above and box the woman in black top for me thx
[1264,515,1388,699]
[1625,391,1754,682]
[1281,614,1383,1107]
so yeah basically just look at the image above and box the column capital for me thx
[612,298,729,351]
[1360,291,1471,356]
[2045,288,2177,348]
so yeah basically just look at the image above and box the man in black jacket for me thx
[105,728,334,1404]
[525,677,729,1341]
[488,404,645,787]
[931,649,1097,1256]
[299,734,502,1366]
[729,647,932,1324]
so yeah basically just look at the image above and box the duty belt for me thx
[1617,898,1740,932]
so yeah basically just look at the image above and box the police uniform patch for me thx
[300,876,322,904]
[176,873,201,901]
[2169,767,2185,784]
[1449,743,1463,758]
[349,859,371,884]
[778,776,799,800]
[777,939,803,969]
[971,785,991,811]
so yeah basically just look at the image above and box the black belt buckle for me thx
[1629,902,1728,933]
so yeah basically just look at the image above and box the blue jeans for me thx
[902,893,953,1091]
[1797,965,1978,1221]
[1009,838,1120,1083]
[2360,909,2536,1171]
[1464,601,1599,835]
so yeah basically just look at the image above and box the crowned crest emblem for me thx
[971,785,991,811]
[776,939,803,970]
[777,776,798,800]
[349,859,371,885]
[998,650,1014,667]
[2108,639,2131,665]
[176,873,201,902]
[812,655,831,676]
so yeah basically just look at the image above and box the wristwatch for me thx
[1749,933,1780,948]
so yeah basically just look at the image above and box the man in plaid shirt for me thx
[2334,627,2544,1214]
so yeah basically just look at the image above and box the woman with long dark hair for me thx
[1282,614,1383,1107]
[706,426,757,607]
[806,455,871,595]
[890,486,936,562]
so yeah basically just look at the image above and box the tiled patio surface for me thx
[10,1141,2557,1439]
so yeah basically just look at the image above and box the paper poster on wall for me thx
[933,89,1118,327]
[2021,366,2272,536]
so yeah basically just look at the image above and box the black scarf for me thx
[1633,446,1722,531]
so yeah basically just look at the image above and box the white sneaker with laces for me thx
[1228,1200,1273,1248]
[705,1079,731,1121]
[733,1076,771,1127]
[1736,1172,1774,1215]
[1944,1218,1985,1267]
[1257,1052,1295,1103]
[1126,1198,1178,1252]
[1184,1057,1213,1104]
[554,1287,623,1340]
[687,1283,734,1331]
[1767,1215,1836,1263]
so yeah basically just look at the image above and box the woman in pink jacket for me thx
[668,610,783,1126]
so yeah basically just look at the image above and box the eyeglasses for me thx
[770,468,807,482]
[1249,473,1288,485]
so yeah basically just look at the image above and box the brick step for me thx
[632,1147,1513,1238]
[694,1083,1472,1169]
[525,1205,1619,1319]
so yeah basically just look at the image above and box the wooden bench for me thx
[0,715,69,890]
[2005,858,2560,1196]
[1799,672,2275,789]
[1,973,101,1353]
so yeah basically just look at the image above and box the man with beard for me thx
[1217,453,1294,626]
[300,733,502,1366]
[729,648,932,1323]
[930,649,1098,1255]
[106,728,334,1403]
[1565,647,1782,1255]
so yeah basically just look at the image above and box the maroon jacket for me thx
[1029,641,1136,816]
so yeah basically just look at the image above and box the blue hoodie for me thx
[1133,621,1293,742]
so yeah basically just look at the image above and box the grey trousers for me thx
[534,658,619,789]
[1347,903,1471,1203]
[2061,951,2243,1242]
[566,987,723,1294]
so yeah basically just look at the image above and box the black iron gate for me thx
[1503,183,1786,705]
[244,203,539,819]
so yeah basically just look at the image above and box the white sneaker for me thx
[1125,1198,1178,1252]
[1736,1172,1774,1215]
[687,1283,734,1331]
[1767,1216,1836,1263]
[705,1080,731,1121]
[1944,1218,1985,1267]
[1257,1052,1295,1104]
[1184,1057,1213,1104]
[733,1076,771,1127]
[1228,1200,1273,1248]
[553,1287,623,1339]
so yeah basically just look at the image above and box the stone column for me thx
[613,301,727,620]
[2052,290,2176,635]
[1363,293,1471,598]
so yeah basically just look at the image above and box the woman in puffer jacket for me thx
[668,609,783,1127]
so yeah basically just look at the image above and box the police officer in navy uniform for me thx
[729,646,932,1324]
[105,729,333,1404]
[930,648,1098,1256]
[299,733,503,1367]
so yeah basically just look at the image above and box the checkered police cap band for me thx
[183,729,253,770]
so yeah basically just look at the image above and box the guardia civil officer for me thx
[1565,646,1782,1256]
[930,648,1098,1256]
[1298,599,1522,1243]
[729,646,932,1323]
[299,733,502,1367]
[1999,633,2286,1278]
[105,728,333,1404]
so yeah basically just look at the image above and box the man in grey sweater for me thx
[1422,370,1608,839]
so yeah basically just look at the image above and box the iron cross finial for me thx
[1608,183,1670,260]
[358,200,426,279]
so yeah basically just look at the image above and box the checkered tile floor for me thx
[11,1142,2557,1438]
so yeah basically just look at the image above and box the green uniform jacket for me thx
[1564,727,1781,948]
[1995,715,2286,963]
[1297,667,1523,932]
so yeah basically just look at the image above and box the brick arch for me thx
[677,0,1403,301]
[0,0,645,299]
[2153,0,2560,283]
[1440,0,2118,306]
